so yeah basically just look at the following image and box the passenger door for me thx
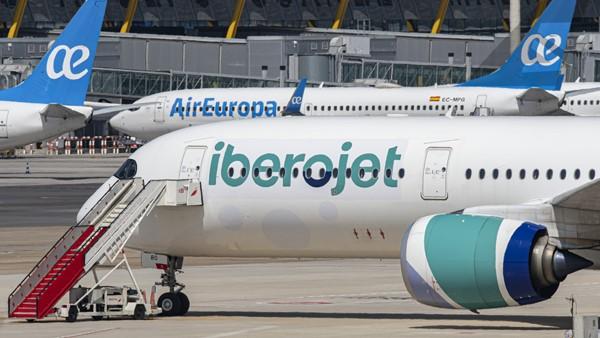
[179,146,207,206]
[153,96,167,123]
[422,147,451,200]
[0,110,8,138]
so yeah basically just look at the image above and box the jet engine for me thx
[400,214,592,310]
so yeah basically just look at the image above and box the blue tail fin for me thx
[458,0,574,90]
[0,0,107,105]
[283,78,307,116]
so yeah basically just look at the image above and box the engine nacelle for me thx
[400,214,592,310]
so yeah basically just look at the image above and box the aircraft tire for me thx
[178,293,190,315]
[158,292,182,316]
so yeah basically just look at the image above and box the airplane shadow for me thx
[186,311,572,330]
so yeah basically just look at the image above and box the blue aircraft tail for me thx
[0,0,107,105]
[283,78,307,116]
[458,0,574,90]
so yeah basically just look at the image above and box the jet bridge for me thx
[7,178,192,320]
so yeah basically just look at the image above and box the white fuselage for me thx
[85,116,600,264]
[0,101,91,150]
[110,86,563,140]
[562,82,600,116]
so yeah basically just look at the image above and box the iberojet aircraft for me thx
[0,0,106,151]
[106,0,577,140]
[81,115,600,316]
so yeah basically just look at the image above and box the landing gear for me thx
[156,256,188,316]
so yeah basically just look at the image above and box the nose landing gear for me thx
[156,256,189,316]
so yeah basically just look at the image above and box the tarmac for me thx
[0,155,599,337]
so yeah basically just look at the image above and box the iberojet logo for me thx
[208,141,402,195]
[520,34,562,66]
[170,97,278,118]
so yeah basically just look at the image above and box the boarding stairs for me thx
[8,178,168,319]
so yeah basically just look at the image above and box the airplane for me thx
[0,0,106,151]
[106,0,577,141]
[77,113,600,316]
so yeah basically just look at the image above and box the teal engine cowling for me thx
[400,214,592,310]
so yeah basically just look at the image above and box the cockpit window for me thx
[114,159,137,179]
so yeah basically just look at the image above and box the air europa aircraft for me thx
[106,0,579,141]
[81,115,600,315]
[0,0,106,151]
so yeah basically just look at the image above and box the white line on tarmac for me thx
[202,325,278,338]
[56,327,119,338]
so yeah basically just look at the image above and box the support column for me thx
[509,0,520,52]
[431,0,449,34]
[531,0,548,27]
[226,0,245,39]
[120,0,139,33]
[8,0,28,38]
[331,0,350,29]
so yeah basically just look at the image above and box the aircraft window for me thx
[492,169,499,179]
[519,169,526,179]
[404,105,409,110]
[307,106,311,111]
[597,100,600,105]
[279,168,285,178]
[319,168,325,178]
[327,106,331,111]
[346,168,352,178]
[359,105,363,110]
[584,100,588,105]
[266,168,273,178]
[384,105,388,111]
[114,159,137,179]
[352,106,356,111]
[373,169,379,178]
[399,168,405,178]
[460,105,464,110]
[532,169,539,180]
[241,168,247,178]
[560,169,566,180]
[253,168,259,178]
[359,169,365,178]
[306,168,312,178]
[590,169,596,180]
[570,100,574,105]
[591,101,595,106]
[321,105,325,111]
[392,105,396,110]
[410,105,414,110]
[365,106,368,111]
[333,106,338,111]
[575,169,581,179]
[435,105,439,110]
[385,169,392,178]
[546,169,553,180]
[377,105,382,110]
[293,168,299,178]
[333,168,339,178]
[346,105,350,111]
[372,105,376,110]
[417,105,421,110]
[429,105,433,110]
[465,168,472,179]
[441,105,446,110]
[399,105,402,111]
[506,169,512,179]
[578,100,581,105]
[228,167,234,178]
[479,169,485,179]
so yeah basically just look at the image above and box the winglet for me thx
[282,78,307,116]
[458,0,574,90]
[0,0,107,106]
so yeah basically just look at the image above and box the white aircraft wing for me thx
[551,179,600,211]
[40,104,91,119]
[563,86,600,99]
[91,102,159,119]
[516,88,561,116]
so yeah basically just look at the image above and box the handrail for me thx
[8,179,133,316]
